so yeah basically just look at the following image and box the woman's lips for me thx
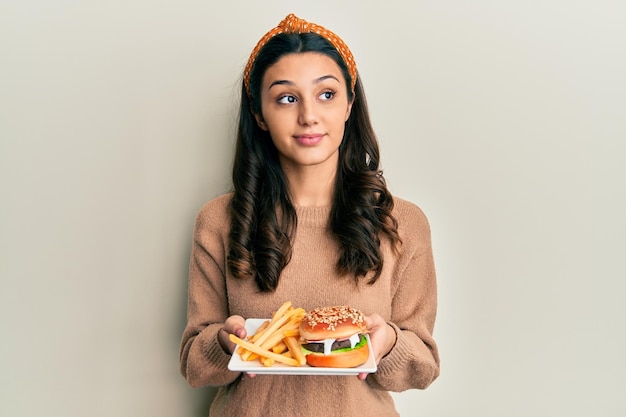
[294,133,324,146]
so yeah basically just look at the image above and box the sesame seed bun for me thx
[299,306,369,368]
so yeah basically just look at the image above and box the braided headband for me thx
[243,14,357,98]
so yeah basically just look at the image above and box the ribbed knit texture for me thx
[180,193,440,417]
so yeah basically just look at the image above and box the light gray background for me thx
[1,1,624,416]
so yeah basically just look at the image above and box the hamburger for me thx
[299,306,369,368]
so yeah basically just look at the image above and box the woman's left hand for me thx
[357,314,397,381]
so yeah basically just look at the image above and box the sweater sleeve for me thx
[368,204,440,391]
[179,199,241,388]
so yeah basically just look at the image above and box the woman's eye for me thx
[277,95,297,104]
[319,91,336,100]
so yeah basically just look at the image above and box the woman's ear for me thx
[254,113,268,131]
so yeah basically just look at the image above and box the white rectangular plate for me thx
[228,318,377,375]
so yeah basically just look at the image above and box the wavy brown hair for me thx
[227,33,400,292]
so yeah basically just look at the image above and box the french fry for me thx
[232,301,307,367]
[244,352,260,361]
[249,320,270,343]
[283,329,300,338]
[284,336,306,366]
[272,342,287,354]
[258,318,303,351]
[242,307,305,360]
[230,334,299,366]
[269,301,292,326]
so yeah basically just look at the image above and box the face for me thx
[256,52,353,174]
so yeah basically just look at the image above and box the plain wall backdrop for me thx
[1,1,625,416]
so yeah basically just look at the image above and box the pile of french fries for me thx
[229,301,307,367]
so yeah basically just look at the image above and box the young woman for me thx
[180,14,440,417]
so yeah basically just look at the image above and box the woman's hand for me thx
[357,314,397,381]
[218,315,258,378]
[218,315,247,355]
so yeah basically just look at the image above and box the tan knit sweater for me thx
[180,193,440,417]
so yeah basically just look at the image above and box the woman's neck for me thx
[282,165,336,208]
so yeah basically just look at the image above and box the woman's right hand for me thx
[218,315,247,354]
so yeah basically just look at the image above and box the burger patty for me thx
[302,338,355,353]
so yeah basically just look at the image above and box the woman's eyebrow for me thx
[268,75,341,90]
[268,79,294,90]
[315,75,340,84]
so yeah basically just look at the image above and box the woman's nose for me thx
[298,98,318,126]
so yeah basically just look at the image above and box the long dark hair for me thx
[227,32,400,292]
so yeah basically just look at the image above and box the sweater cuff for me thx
[383,321,398,358]
[376,321,409,376]
[201,326,233,370]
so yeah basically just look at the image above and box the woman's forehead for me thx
[262,52,346,86]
